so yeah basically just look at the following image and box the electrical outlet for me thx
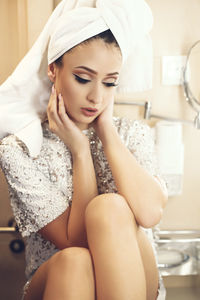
[162,56,190,86]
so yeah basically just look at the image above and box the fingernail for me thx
[52,84,55,94]
[58,93,62,101]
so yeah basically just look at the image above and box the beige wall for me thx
[146,0,200,230]
[0,0,53,83]
[115,0,200,231]
[0,0,200,231]
[0,0,19,84]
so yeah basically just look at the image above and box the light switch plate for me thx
[162,56,190,86]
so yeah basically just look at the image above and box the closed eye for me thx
[73,74,118,87]
[73,74,90,84]
[103,82,118,87]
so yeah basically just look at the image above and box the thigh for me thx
[23,247,95,300]
[23,258,48,300]
[137,227,159,300]
[86,193,159,299]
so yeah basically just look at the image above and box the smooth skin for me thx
[24,39,167,300]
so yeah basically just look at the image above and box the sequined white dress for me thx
[0,117,166,299]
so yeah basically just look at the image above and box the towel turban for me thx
[0,0,153,157]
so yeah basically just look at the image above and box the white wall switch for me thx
[162,55,190,86]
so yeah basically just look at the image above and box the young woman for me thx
[0,1,167,299]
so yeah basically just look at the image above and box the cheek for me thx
[59,78,77,103]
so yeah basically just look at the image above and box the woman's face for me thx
[48,39,122,130]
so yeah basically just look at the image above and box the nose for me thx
[87,84,103,105]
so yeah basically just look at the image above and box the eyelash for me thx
[73,74,118,87]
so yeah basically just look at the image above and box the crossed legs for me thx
[24,193,159,300]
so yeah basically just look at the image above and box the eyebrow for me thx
[74,66,119,76]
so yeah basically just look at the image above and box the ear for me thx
[47,63,56,82]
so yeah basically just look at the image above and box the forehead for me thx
[62,39,122,73]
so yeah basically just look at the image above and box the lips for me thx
[84,107,98,112]
[81,107,98,117]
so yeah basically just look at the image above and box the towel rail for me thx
[115,100,194,125]
[154,229,200,243]
[0,227,17,233]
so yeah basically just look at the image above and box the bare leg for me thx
[137,228,159,300]
[24,247,95,300]
[85,193,159,300]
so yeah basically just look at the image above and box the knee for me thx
[85,193,134,228]
[49,247,93,272]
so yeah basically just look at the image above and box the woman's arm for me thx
[99,124,167,228]
[94,101,167,229]
[39,88,98,249]
[39,144,98,249]
[67,146,98,247]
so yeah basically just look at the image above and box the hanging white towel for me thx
[155,121,184,196]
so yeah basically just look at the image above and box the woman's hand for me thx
[92,97,114,139]
[47,85,90,156]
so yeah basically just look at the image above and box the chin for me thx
[70,112,96,129]
[73,118,91,130]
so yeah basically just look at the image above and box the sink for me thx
[154,230,200,276]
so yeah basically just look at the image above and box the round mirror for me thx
[183,40,200,129]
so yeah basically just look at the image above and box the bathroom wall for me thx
[115,0,200,231]
[0,0,200,295]
[143,0,200,231]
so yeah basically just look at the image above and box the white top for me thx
[0,117,166,298]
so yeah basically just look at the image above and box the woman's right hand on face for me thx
[47,85,90,156]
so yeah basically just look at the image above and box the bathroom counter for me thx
[166,287,200,300]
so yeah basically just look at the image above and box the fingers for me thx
[50,85,58,115]
[47,85,63,132]
[57,93,70,125]
[47,85,72,131]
